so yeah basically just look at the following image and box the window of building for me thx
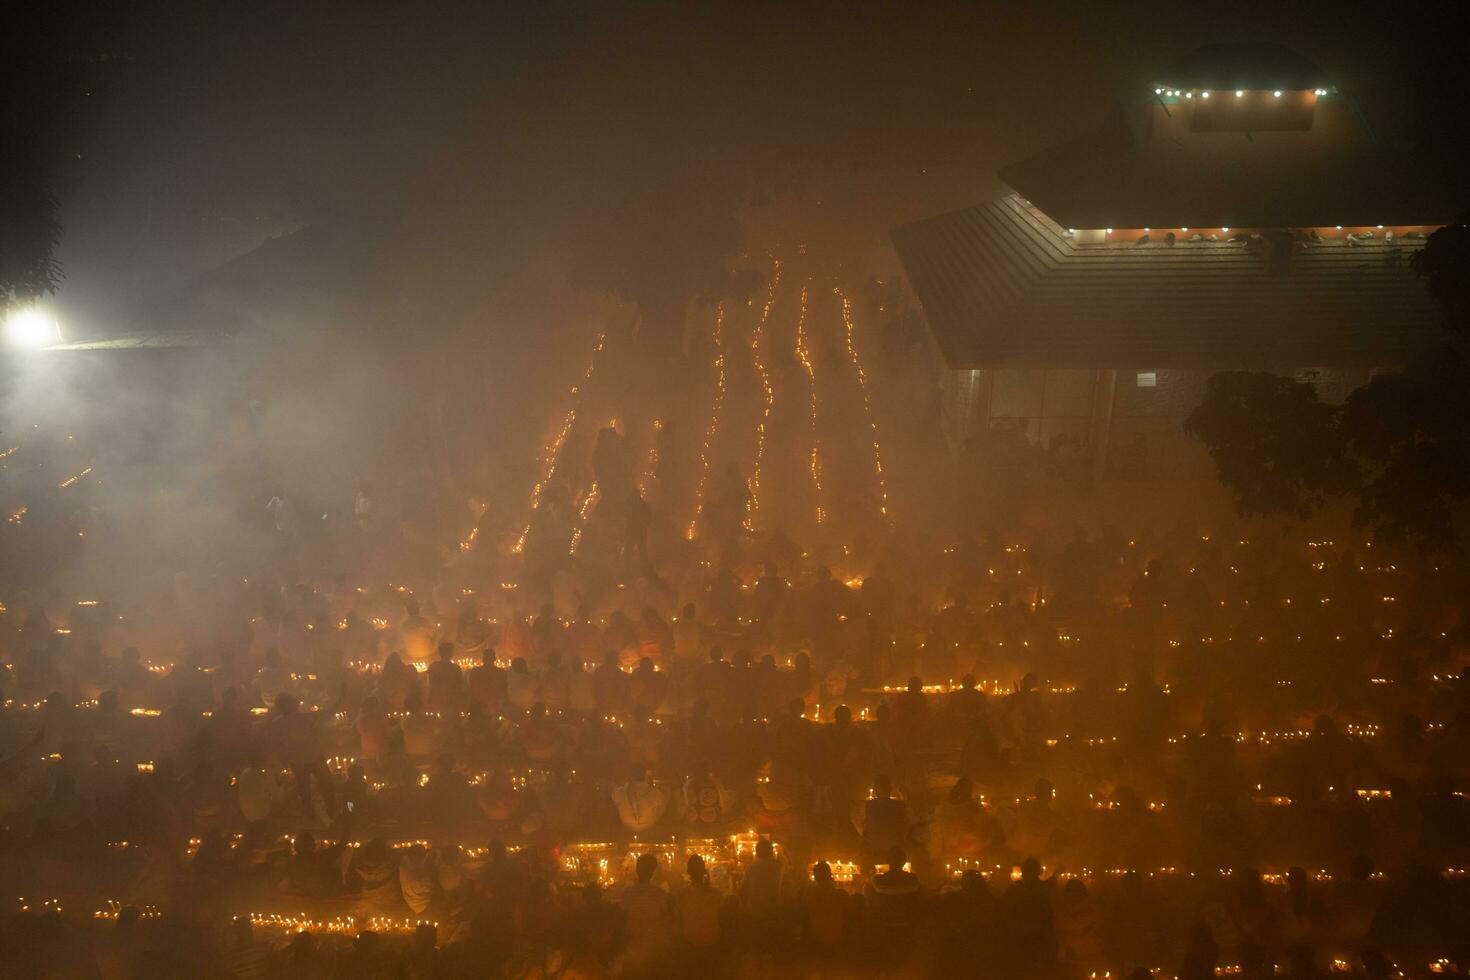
[1136,371,1157,388]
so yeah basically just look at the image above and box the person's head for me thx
[438,642,454,661]
[756,838,775,862]
[873,774,892,799]
[274,692,299,715]
[960,869,987,895]
[288,930,316,959]
[812,860,833,886]
[907,676,922,695]
[834,704,851,726]
[961,673,976,690]
[687,854,707,884]
[1020,857,1041,881]
[636,853,658,883]
[293,831,316,856]
[950,777,974,805]
[511,657,528,674]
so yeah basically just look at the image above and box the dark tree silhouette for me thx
[1411,212,1470,332]
[1188,210,1470,548]
[1183,372,1357,519]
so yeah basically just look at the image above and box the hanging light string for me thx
[688,305,726,540]
[836,287,893,527]
[793,284,824,524]
[568,482,600,556]
[512,329,608,555]
[744,260,781,531]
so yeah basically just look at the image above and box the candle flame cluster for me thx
[513,330,608,554]
[57,466,93,490]
[239,911,438,936]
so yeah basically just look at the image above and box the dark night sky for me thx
[8,1,1466,338]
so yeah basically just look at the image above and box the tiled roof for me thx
[892,194,1446,369]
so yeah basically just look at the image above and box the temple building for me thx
[892,44,1458,481]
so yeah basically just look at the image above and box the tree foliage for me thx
[1189,203,1470,549]
[0,153,62,311]
[1183,372,1358,519]
[1187,348,1470,549]
[1411,212,1470,332]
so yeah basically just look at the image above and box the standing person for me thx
[624,488,653,577]
[740,838,785,946]
[800,861,850,952]
[270,693,334,818]
[862,774,907,860]
[675,855,724,954]
[620,853,672,974]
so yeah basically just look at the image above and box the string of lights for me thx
[568,481,599,555]
[512,330,608,554]
[793,284,824,524]
[835,287,893,527]
[688,304,726,540]
[745,260,781,531]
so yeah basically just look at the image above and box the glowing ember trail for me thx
[688,304,725,539]
[836,287,893,526]
[793,284,823,524]
[512,330,608,554]
[745,260,780,530]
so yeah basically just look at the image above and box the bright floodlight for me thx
[4,307,60,348]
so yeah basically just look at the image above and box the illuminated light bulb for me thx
[1154,87,1163,95]
[1181,227,1189,232]
[1335,225,1343,230]
[1273,90,1282,97]
[1221,227,1229,233]
[1376,224,1384,229]
[1235,90,1244,97]
[745,259,780,531]
[1144,227,1150,232]
[1105,227,1113,234]
[1184,92,1192,99]
[1201,90,1210,99]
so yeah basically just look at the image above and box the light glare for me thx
[4,307,59,348]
